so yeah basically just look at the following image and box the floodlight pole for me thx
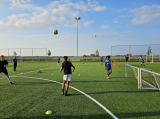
[77,20,78,59]
[75,17,80,59]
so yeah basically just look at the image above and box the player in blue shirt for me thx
[104,56,112,79]
[100,56,103,65]
[140,56,145,67]
[12,56,17,71]
[104,56,107,61]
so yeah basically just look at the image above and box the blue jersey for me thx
[141,58,144,63]
[13,59,17,64]
[101,57,103,60]
[105,59,111,68]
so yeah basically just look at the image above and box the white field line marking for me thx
[10,76,118,119]
[0,66,54,79]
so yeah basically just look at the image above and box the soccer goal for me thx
[139,68,160,91]
[111,60,119,68]
[126,64,160,91]
[125,64,140,88]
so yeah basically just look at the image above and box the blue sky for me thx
[0,0,160,56]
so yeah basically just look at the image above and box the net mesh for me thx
[126,64,139,80]
[111,60,119,68]
[141,69,160,89]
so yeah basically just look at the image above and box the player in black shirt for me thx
[12,56,17,71]
[124,55,129,64]
[57,57,60,66]
[60,56,75,96]
[0,55,13,84]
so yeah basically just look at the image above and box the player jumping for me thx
[140,56,145,68]
[60,56,75,96]
[104,56,112,79]
[100,56,103,65]
[0,55,13,84]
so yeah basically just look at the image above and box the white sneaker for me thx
[107,77,109,79]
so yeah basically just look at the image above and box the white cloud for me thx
[131,5,160,24]
[100,25,110,29]
[94,6,106,11]
[0,0,106,31]
[113,21,118,23]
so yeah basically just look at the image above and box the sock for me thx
[7,77,11,82]
[144,65,145,67]
[65,90,68,94]
[62,89,64,93]
[141,64,142,67]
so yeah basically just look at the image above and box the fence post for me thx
[146,55,147,62]
[138,68,140,89]
[125,64,127,77]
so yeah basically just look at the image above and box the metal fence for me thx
[111,44,160,62]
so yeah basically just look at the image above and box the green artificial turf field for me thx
[0,62,160,119]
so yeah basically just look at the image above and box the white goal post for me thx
[125,64,160,91]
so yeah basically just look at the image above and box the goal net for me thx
[125,64,140,88]
[140,68,160,90]
[111,60,119,68]
[126,64,160,90]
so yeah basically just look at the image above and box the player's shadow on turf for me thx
[12,82,55,85]
[115,111,160,118]
[70,90,158,96]
[71,81,122,83]
[3,114,112,119]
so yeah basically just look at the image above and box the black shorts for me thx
[100,60,103,62]
[126,60,128,62]
[106,68,111,70]
[58,61,60,63]
[0,69,8,75]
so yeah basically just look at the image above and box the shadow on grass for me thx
[8,82,58,85]
[71,80,122,83]
[3,111,160,119]
[3,114,112,119]
[69,90,158,96]
[116,111,160,118]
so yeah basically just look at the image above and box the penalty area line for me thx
[10,76,118,119]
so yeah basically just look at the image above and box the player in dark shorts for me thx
[104,56,112,79]
[140,56,145,67]
[60,56,75,96]
[0,55,13,84]
[12,56,17,71]
[100,56,103,65]
[124,55,129,64]
[57,57,60,66]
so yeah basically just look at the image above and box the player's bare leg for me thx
[143,63,145,67]
[109,69,112,76]
[61,80,65,95]
[6,75,12,84]
[65,81,70,96]
[106,69,109,79]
